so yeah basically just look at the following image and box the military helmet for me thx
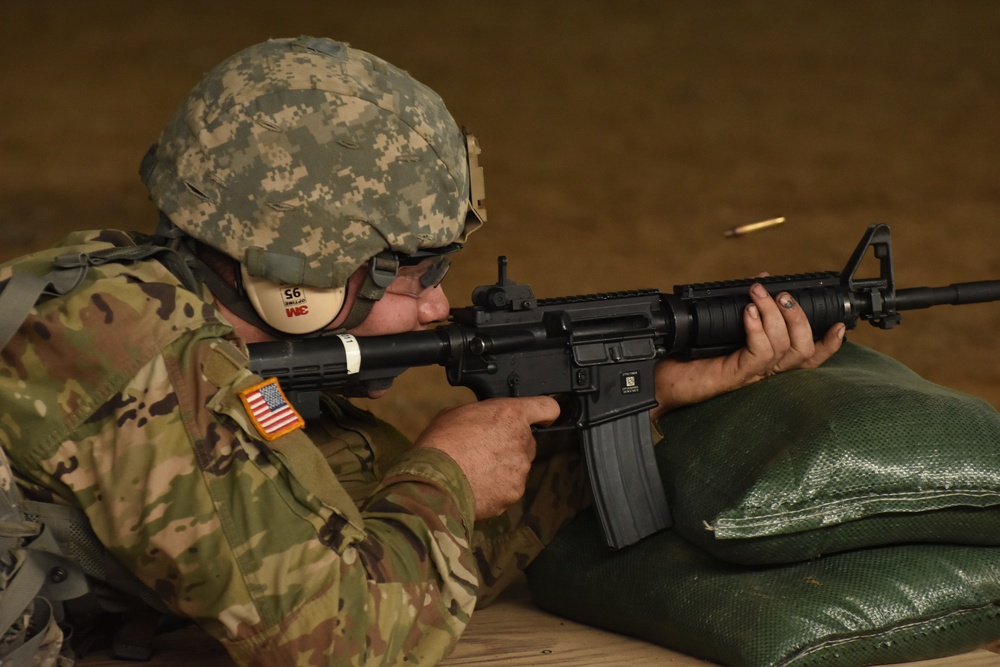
[140,36,483,293]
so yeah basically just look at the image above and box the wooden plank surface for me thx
[77,581,1000,666]
[442,582,1000,666]
[440,582,711,666]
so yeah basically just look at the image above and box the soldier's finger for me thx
[749,284,791,358]
[739,298,775,377]
[773,292,816,361]
[502,396,561,427]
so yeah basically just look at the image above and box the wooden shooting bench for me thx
[77,578,1000,666]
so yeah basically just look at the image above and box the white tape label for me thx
[337,334,362,374]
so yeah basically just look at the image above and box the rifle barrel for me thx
[894,280,1000,311]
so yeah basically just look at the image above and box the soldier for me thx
[0,37,843,665]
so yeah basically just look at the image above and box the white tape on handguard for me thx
[337,334,362,374]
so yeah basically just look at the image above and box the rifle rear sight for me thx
[471,256,537,311]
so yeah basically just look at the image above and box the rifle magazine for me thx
[582,414,671,549]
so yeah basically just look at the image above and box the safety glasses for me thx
[385,254,452,297]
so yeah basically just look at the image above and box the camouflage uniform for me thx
[0,228,589,665]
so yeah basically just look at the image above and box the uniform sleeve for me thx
[34,327,480,666]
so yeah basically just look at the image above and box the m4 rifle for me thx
[249,224,1000,549]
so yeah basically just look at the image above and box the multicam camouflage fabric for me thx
[1,230,475,664]
[141,36,480,290]
[0,230,588,665]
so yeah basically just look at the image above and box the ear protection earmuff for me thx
[240,265,347,335]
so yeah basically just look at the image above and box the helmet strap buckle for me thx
[367,252,399,289]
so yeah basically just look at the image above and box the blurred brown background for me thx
[2,1,998,438]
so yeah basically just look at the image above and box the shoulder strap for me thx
[0,238,199,352]
[0,264,87,351]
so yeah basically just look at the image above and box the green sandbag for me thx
[657,342,1000,565]
[527,511,1000,667]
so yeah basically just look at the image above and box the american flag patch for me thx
[238,378,305,440]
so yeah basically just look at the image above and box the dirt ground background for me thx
[2,2,998,438]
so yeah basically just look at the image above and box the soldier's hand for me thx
[415,397,560,520]
[650,282,845,419]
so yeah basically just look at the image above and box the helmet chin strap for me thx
[328,252,398,333]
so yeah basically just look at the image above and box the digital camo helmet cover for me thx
[141,36,481,290]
